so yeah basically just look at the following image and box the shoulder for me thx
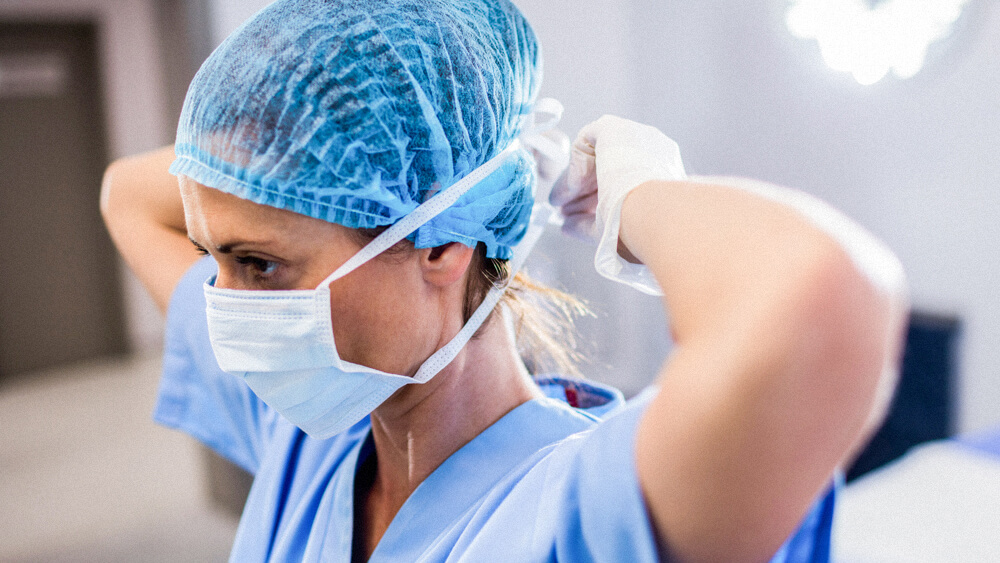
[446,386,660,562]
[453,386,835,563]
[166,255,217,321]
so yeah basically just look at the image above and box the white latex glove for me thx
[524,128,570,202]
[520,98,571,203]
[550,115,686,295]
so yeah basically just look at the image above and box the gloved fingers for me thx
[527,128,570,184]
[549,120,605,243]
[559,189,598,217]
[549,138,597,207]
[555,186,598,243]
[551,114,632,207]
[570,114,619,154]
[551,114,686,249]
[548,169,573,208]
[590,115,686,181]
[570,114,649,158]
[560,212,597,242]
[549,114,682,295]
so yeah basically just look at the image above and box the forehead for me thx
[179,176,348,247]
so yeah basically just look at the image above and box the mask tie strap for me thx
[333,99,566,382]
[410,197,551,383]
[520,97,562,136]
[518,98,569,221]
[322,97,567,291]
[409,102,568,382]
[518,98,566,171]
[317,140,522,288]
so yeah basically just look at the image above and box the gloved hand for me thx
[550,115,686,295]
[524,128,570,199]
[520,98,571,202]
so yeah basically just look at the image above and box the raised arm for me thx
[99,146,201,312]
[556,116,908,563]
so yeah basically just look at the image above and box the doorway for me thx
[0,22,126,383]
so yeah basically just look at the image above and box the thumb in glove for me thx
[550,115,687,295]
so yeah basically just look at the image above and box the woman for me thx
[100,0,908,561]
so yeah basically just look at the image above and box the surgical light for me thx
[786,0,970,85]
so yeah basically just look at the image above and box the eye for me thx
[234,255,281,280]
[189,239,209,256]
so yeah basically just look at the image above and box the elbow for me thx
[792,231,910,448]
[99,156,143,238]
[99,159,122,226]
[835,234,909,445]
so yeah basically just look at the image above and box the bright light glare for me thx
[786,0,969,85]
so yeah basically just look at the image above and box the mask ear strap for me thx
[318,141,523,288]
[409,200,553,383]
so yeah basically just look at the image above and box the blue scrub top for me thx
[154,257,835,562]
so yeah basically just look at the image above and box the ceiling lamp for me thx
[786,0,970,85]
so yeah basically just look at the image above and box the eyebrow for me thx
[188,236,209,252]
[187,236,247,255]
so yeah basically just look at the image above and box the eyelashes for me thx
[234,255,280,277]
[190,238,209,256]
[188,237,283,286]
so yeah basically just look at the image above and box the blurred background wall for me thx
[1,0,996,429]
[136,0,1000,433]
[1,0,997,560]
[517,0,999,434]
[0,0,170,368]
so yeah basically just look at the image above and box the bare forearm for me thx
[624,179,907,562]
[100,146,200,312]
[623,177,907,438]
[620,180,839,340]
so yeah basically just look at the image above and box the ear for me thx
[419,242,475,287]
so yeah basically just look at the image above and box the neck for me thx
[362,314,540,529]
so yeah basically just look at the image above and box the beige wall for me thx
[11,0,993,433]
[1,0,170,354]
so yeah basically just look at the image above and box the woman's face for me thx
[180,178,455,376]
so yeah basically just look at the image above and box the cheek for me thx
[327,262,430,370]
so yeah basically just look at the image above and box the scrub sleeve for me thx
[452,388,835,563]
[153,256,835,562]
[154,256,274,474]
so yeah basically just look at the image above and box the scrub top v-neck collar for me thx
[321,396,598,562]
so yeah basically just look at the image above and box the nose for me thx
[210,269,243,290]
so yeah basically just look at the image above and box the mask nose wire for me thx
[315,140,521,289]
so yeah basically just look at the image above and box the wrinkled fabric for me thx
[199,141,553,439]
[156,257,837,563]
[171,0,542,259]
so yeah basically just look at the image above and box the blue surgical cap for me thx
[171,0,542,259]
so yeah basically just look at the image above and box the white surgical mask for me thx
[203,106,562,439]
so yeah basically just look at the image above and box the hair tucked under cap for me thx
[170,0,542,259]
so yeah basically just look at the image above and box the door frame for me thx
[1,0,169,354]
